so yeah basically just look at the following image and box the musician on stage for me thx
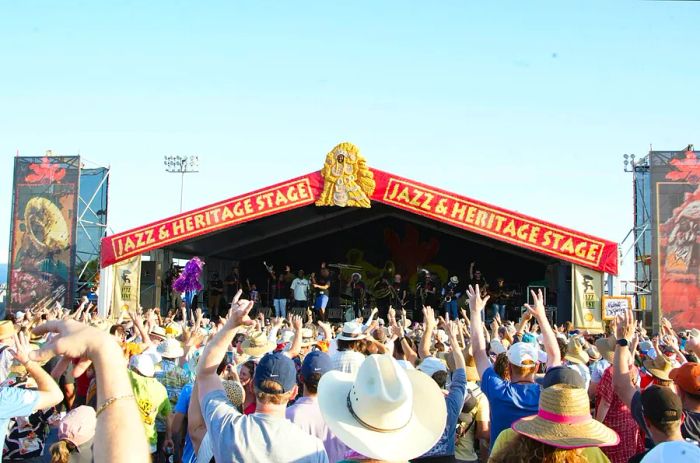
[441,275,461,320]
[491,276,513,321]
[223,266,241,304]
[373,273,394,321]
[391,273,408,311]
[207,272,224,319]
[350,272,366,319]
[312,265,331,321]
[290,270,310,311]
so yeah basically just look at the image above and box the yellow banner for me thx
[112,256,141,316]
[572,264,604,331]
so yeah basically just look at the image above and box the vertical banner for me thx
[651,150,700,329]
[572,264,604,331]
[7,155,80,312]
[111,256,142,316]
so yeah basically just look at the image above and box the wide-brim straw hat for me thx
[512,384,619,449]
[222,380,244,410]
[242,332,276,357]
[595,337,615,364]
[564,338,590,365]
[643,353,673,381]
[318,354,447,461]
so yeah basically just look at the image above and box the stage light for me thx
[164,155,200,212]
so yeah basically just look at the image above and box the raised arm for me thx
[524,289,560,368]
[197,290,253,403]
[419,307,437,359]
[467,285,491,378]
[31,320,150,463]
[12,332,63,410]
[612,307,637,409]
[284,315,303,359]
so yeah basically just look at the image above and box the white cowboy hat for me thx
[317,354,447,461]
[449,276,459,285]
[336,322,367,342]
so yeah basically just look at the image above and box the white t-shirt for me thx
[203,389,328,463]
[291,278,310,301]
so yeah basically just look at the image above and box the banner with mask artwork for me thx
[651,150,700,329]
[111,255,142,316]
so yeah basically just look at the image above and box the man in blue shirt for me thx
[0,329,63,445]
[466,285,561,448]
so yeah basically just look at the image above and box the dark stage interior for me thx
[165,203,571,320]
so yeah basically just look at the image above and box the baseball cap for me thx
[669,362,700,395]
[254,352,297,394]
[507,342,539,367]
[640,386,683,424]
[640,441,700,463]
[59,406,97,447]
[301,351,332,380]
[536,366,586,389]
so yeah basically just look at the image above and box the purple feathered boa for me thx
[173,257,204,293]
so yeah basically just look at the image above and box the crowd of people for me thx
[1,286,700,463]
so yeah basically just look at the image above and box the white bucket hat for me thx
[157,338,184,359]
[130,354,156,377]
[417,356,448,378]
[318,355,447,461]
[336,322,366,341]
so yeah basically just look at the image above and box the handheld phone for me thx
[226,351,234,364]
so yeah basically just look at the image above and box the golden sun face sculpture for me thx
[315,142,376,208]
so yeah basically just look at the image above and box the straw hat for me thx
[336,322,367,342]
[165,322,183,337]
[586,346,602,362]
[564,338,590,365]
[595,337,615,364]
[643,352,673,381]
[0,321,17,341]
[241,332,276,357]
[222,380,244,410]
[318,354,447,461]
[512,384,619,449]
[149,326,167,341]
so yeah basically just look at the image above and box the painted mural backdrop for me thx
[652,150,700,328]
[7,156,80,311]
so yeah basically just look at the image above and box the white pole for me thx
[98,265,114,318]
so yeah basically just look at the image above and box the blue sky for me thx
[1,1,698,280]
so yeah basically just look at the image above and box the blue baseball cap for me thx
[301,351,332,380]
[254,352,297,393]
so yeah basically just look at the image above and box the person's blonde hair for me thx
[50,440,76,463]
[490,434,587,463]
[254,380,294,405]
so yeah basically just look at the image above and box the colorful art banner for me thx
[111,255,141,316]
[7,156,80,311]
[651,150,700,329]
[572,264,604,331]
[101,153,618,276]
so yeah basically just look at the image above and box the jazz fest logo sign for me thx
[102,178,314,266]
[381,178,609,269]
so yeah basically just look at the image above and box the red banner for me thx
[100,174,322,267]
[371,170,618,274]
[101,166,618,275]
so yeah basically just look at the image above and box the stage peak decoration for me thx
[315,142,376,208]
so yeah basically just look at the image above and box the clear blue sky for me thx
[1,1,698,280]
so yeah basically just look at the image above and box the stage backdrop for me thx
[651,150,700,329]
[7,155,80,312]
[572,264,604,332]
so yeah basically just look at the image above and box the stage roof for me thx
[101,144,618,274]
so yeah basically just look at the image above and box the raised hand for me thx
[292,315,303,331]
[615,307,634,342]
[523,289,546,320]
[225,299,255,330]
[423,306,437,329]
[466,285,490,314]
